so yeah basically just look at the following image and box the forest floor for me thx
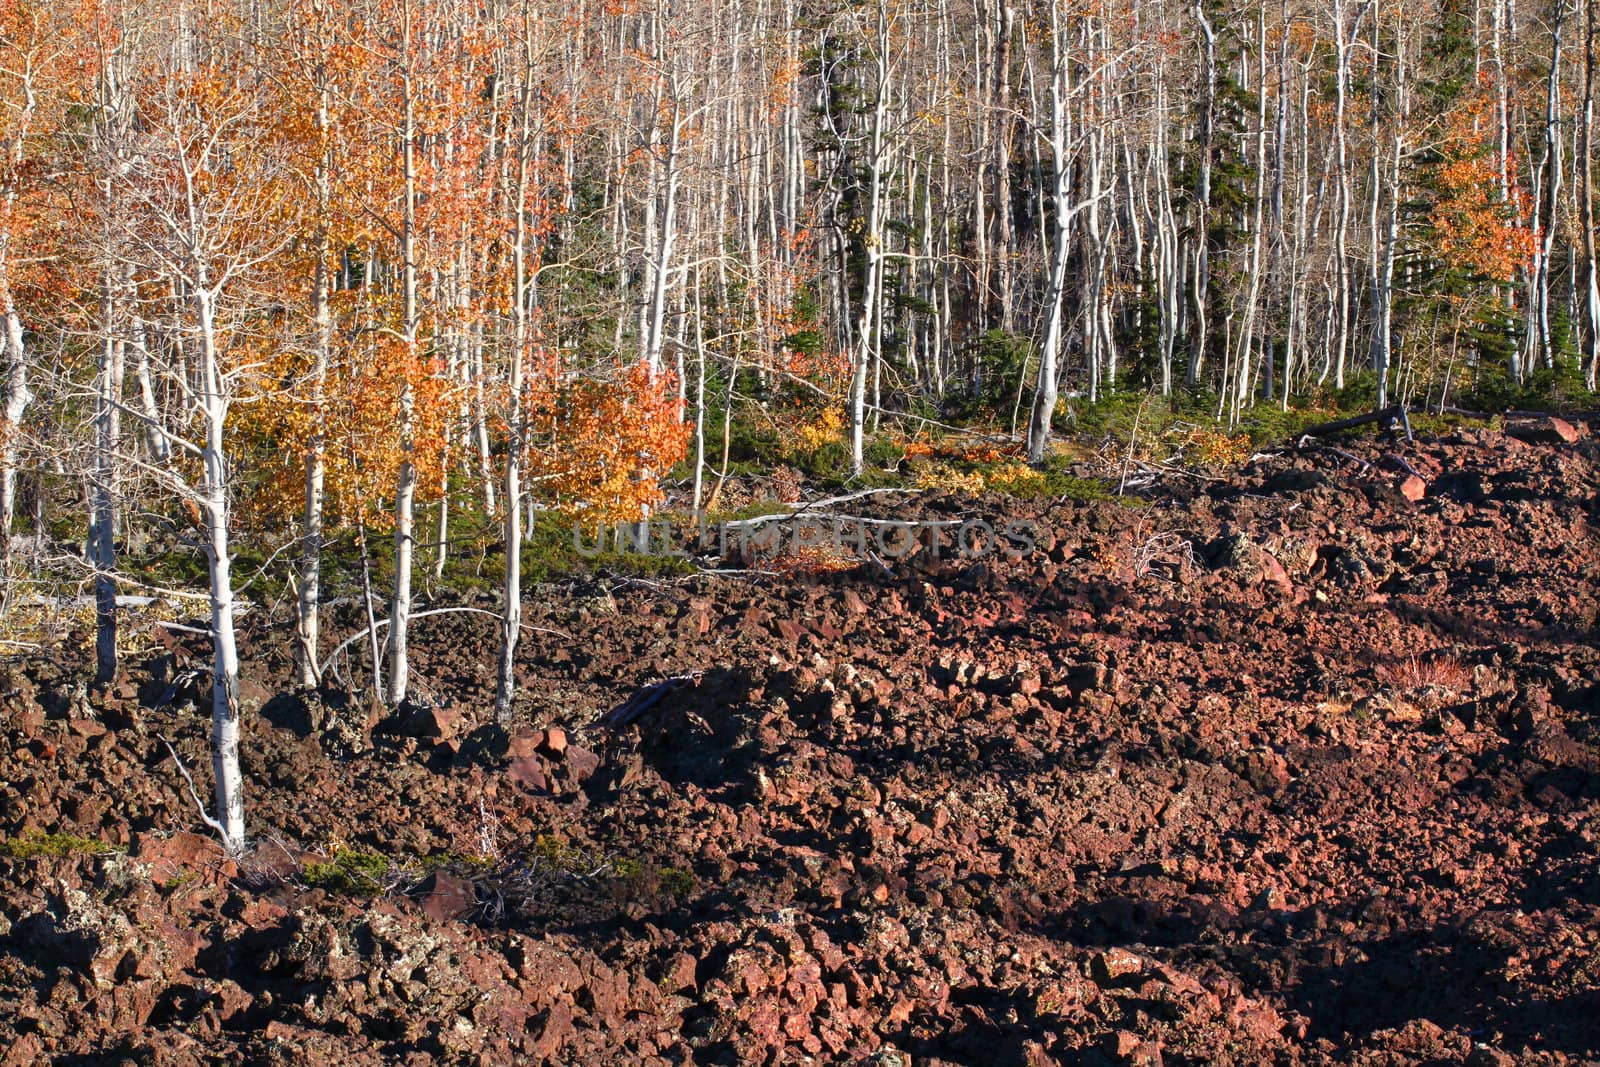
[0,418,1598,1065]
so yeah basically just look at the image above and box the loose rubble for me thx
[0,425,1597,1064]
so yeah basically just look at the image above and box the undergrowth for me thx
[0,830,122,860]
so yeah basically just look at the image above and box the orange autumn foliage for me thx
[1430,93,1538,284]
[235,329,452,533]
[0,0,99,310]
[525,361,690,524]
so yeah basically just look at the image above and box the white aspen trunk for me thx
[0,69,34,572]
[127,312,169,462]
[637,23,662,355]
[1154,73,1180,396]
[1527,5,1563,373]
[691,271,707,512]
[1267,0,1291,402]
[1330,2,1366,388]
[472,327,495,516]
[1367,7,1385,403]
[496,11,537,725]
[0,300,28,565]
[994,1,1017,331]
[1026,4,1073,464]
[1232,9,1270,424]
[197,287,244,854]
[1583,0,1600,390]
[973,3,993,334]
[1285,46,1313,405]
[296,77,333,690]
[1190,1,1218,387]
[1084,126,1110,401]
[390,0,420,706]
[1370,12,1404,409]
[850,2,892,477]
[643,80,683,378]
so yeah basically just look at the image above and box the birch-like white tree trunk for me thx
[1026,0,1075,464]
[389,0,421,707]
[197,287,245,853]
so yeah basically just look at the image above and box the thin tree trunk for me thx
[90,275,120,686]
[296,76,333,689]
[1027,2,1074,464]
[198,287,245,854]
[850,1,892,476]
[1582,0,1600,389]
[390,0,420,706]
[1190,1,1217,387]
[1527,2,1564,372]
[0,299,28,569]
[496,6,538,725]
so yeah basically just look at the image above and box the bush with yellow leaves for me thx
[1180,427,1253,468]
[982,462,1046,494]
[794,406,847,452]
[913,463,989,494]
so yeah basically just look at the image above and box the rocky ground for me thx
[1,419,1598,1065]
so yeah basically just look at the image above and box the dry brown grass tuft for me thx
[1379,652,1471,695]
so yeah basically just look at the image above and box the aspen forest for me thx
[1,0,1598,1061]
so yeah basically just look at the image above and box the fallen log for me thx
[718,488,920,530]
[1295,404,1412,445]
[1381,452,1427,480]
[1439,405,1600,422]
[593,673,703,731]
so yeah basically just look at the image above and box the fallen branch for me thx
[733,511,966,531]
[158,734,238,856]
[1296,404,1411,444]
[18,591,233,609]
[1383,452,1427,480]
[592,672,703,731]
[718,487,921,530]
[1440,405,1600,422]
[1300,444,1373,472]
[152,621,209,636]
[863,404,1015,443]
[1128,459,1227,484]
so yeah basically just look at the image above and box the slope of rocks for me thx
[0,422,1597,1065]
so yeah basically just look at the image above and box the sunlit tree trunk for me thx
[849,0,893,476]
[496,5,540,726]
[296,44,334,690]
[1582,0,1600,390]
[1189,1,1217,387]
[197,287,245,853]
[1526,4,1563,374]
[389,0,420,707]
[1026,0,1075,464]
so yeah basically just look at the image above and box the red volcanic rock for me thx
[564,744,600,783]
[540,726,568,757]
[131,831,237,887]
[415,872,476,922]
[1506,416,1582,445]
[508,755,550,793]
[1091,948,1145,986]
[0,432,1595,1066]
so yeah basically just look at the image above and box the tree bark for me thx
[197,287,245,853]
[389,0,420,707]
